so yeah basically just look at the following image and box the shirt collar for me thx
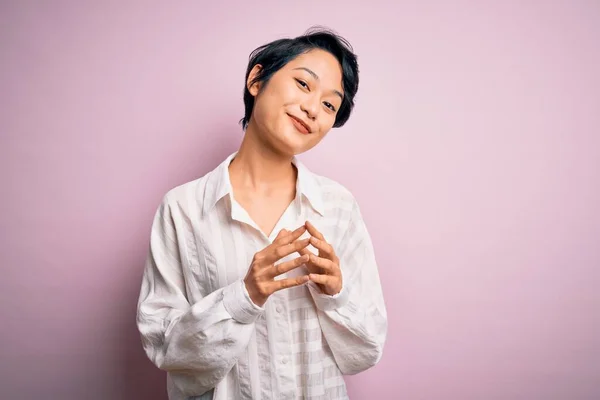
[202,152,325,217]
[293,156,325,216]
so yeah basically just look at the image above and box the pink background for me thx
[1,1,599,399]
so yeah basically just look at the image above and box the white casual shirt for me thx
[136,152,387,400]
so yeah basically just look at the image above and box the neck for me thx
[229,123,296,194]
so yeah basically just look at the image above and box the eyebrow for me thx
[293,67,344,101]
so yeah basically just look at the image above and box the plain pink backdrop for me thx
[1,1,599,399]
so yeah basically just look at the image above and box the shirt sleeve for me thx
[136,196,264,397]
[306,199,388,375]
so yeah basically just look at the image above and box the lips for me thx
[288,114,311,134]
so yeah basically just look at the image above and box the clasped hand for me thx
[243,221,342,307]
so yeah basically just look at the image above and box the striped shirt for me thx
[136,152,387,400]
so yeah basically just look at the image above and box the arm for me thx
[136,196,263,397]
[305,202,388,375]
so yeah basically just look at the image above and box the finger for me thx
[269,275,310,293]
[305,220,325,241]
[269,254,309,278]
[308,273,332,286]
[274,228,289,241]
[255,227,303,263]
[298,247,319,260]
[264,238,311,264]
[297,247,316,257]
[296,247,322,274]
[274,225,307,246]
[308,254,339,275]
[309,236,336,260]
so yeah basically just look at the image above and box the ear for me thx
[247,64,263,96]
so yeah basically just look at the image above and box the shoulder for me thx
[307,171,372,247]
[163,176,205,204]
[157,167,215,217]
[311,172,360,215]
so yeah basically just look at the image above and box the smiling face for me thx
[246,49,345,157]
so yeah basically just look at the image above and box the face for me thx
[246,49,344,157]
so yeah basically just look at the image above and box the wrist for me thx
[244,279,267,307]
[319,283,341,296]
[223,279,265,324]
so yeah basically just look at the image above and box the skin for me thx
[231,49,346,306]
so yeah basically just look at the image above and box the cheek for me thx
[258,89,288,124]
[317,118,335,136]
[253,98,277,129]
[309,126,331,146]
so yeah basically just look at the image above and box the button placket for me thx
[272,293,295,398]
[270,199,303,399]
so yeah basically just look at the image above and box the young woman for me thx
[136,27,387,400]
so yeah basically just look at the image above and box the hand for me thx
[299,221,342,296]
[244,226,311,307]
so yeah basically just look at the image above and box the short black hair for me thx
[240,26,359,130]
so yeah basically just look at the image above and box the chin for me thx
[262,127,306,156]
[272,141,305,157]
[280,130,316,155]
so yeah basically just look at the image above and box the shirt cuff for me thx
[223,279,264,324]
[307,280,350,311]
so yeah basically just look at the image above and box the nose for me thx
[300,94,319,121]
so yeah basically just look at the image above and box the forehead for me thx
[284,49,343,90]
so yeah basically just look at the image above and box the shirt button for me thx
[276,306,283,313]
[281,357,288,365]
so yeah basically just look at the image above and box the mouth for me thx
[287,114,312,134]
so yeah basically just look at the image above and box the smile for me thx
[287,114,312,134]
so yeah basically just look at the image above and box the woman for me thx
[136,27,388,400]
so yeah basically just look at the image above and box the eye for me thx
[295,79,309,90]
[323,102,337,112]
